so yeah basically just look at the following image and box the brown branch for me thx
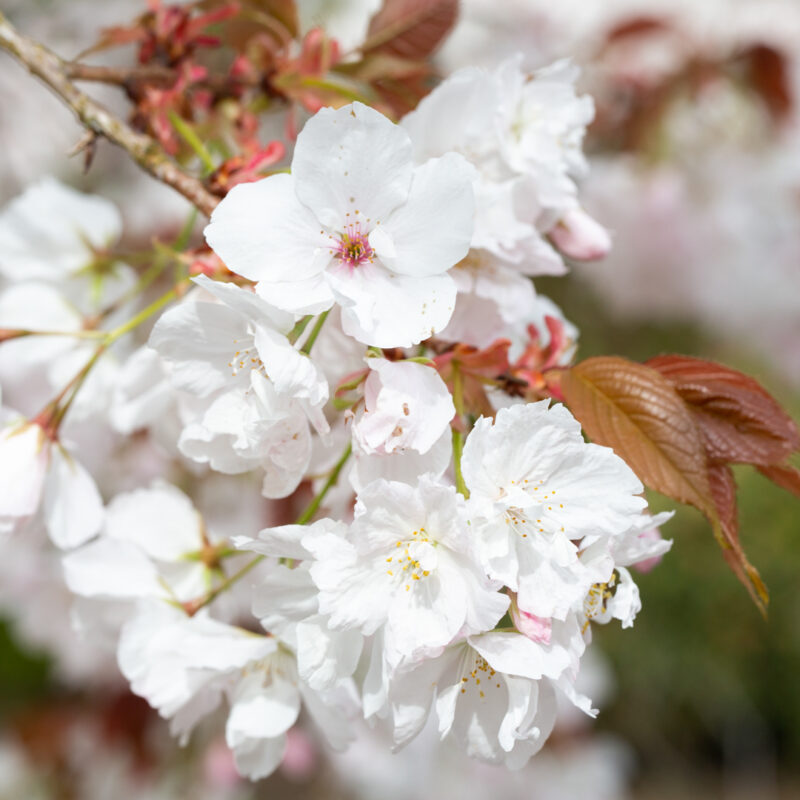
[0,12,220,217]
[63,61,261,94]
[64,61,178,86]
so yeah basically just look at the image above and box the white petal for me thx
[330,262,456,347]
[292,102,413,229]
[253,326,329,406]
[0,282,81,332]
[299,683,354,751]
[110,346,174,434]
[44,447,103,549]
[353,358,454,456]
[149,299,249,396]
[469,631,571,681]
[227,671,301,743]
[62,537,163,598]
[255,272,335,316]
[205,174,332,284]
[373,153,475,278]
[105,482,202,561]
[251,563,319,632]
[0,178,120,280]
[350,427,452,493]
[296,617,363,690]
[192,274,294,332]
[119,603,276,718]
[0,423,48,518]
[231,733,287,781]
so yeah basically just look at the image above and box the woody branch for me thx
[0,11,220,217]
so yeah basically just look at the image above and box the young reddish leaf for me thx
[559,357,713,513]
[757,462,800,499]
[741,43,793,122]
[604,16,672,45]
[559,356,768,610]
[250,0,299,38]
[708,463,737,537]
[364,0,458,60]
[708,463,768,615]
[77,24,148,59]
[435,340,511,420]
[647,354,800,466]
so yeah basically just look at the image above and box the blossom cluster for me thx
[0,57,671,780]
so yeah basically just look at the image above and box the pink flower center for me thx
[332,222,374,268]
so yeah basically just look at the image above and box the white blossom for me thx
[149,276,328,497]
[352,357,454,457]
[305,478,509,666]
[205,102,475,347]
[0,416,102,549]
[462,401,647,619]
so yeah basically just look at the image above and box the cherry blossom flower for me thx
[205,102,475,347]
[234,519,364,691]
[149,275,329,496]
[0,414,102,549]
[304,477,509,666]
[352,357,454,457]
[379,629,589,767]
[462,401,647,619]
[0,177,122,284]
[62,481,256,615]
[119,600,353,780]
[402,56,594,269]
[495,58,594,217]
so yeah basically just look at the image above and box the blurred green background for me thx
[543,274,800,798]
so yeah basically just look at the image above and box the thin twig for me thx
[63,60,260,93]
[64,61,177,86]
[185,443,354,615]
[0,12,220,217]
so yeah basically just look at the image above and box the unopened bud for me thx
[509,592,552,645]
[633,528,667,573]
[550,208,612,262]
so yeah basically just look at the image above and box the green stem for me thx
[104,281,187,345]
[288,314,313,345]
[35,280,188,436]
[1,328,106,340]
[187,443,353,615]
[296,443,352,525]
[188,554,266,613]
[296,75,369,104]
[107,209,197,314]
[168,111,216,174]
[300,310,329,355]
[46,343,108,431]
[452,427,468,498]
[173,207,199,250]
[451,365,469,498]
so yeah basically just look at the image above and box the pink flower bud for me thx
[509,593,552,645]
[633,528,666,573]
[203,738,241,789]
[550,208,612,262]
[280,727,318,781]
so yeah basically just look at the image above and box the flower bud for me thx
[632,528,668,573]
[509,592,552,645]
[550,208,612,261]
